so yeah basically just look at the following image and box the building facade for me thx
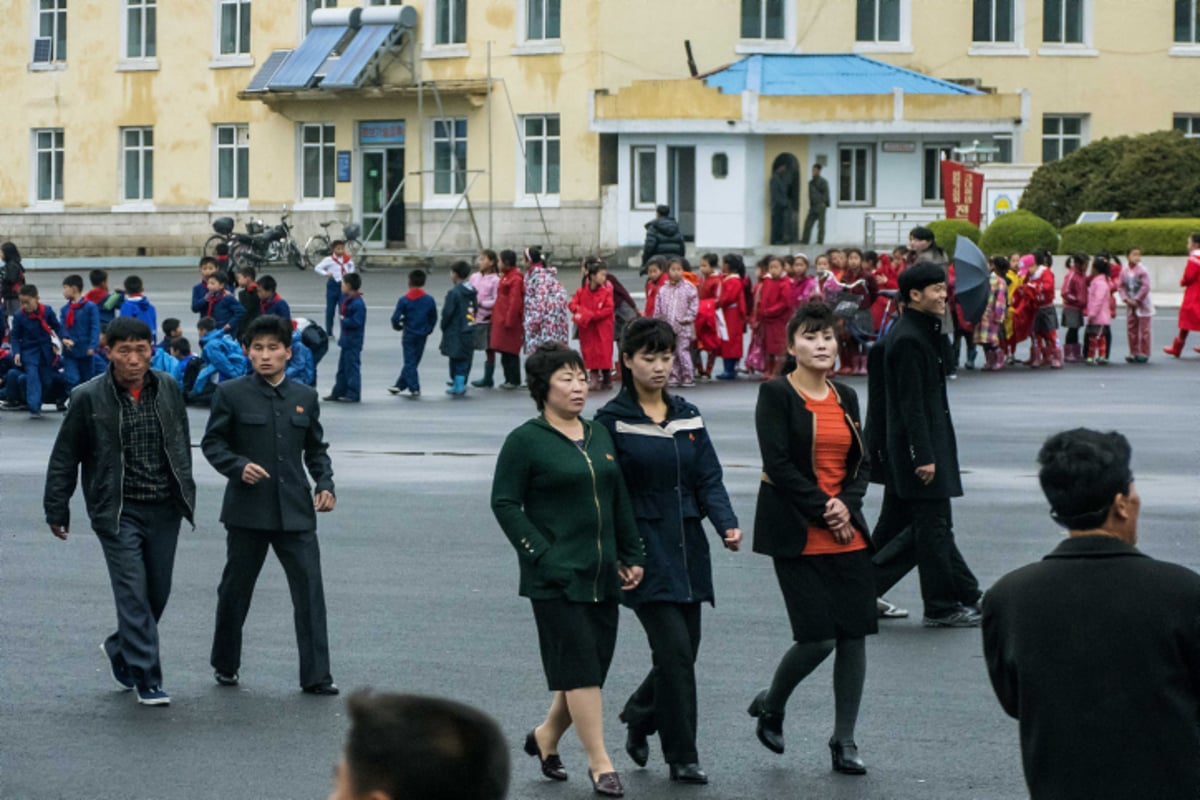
[2,0,1198,259]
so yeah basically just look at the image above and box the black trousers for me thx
[871,490,980,617]
[801,208,826,244]
[98,501,182,690]
[621,602,703,765]
[500,351,521,386]
[211,527,332,688]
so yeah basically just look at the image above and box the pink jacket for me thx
[1085,275,1112,326]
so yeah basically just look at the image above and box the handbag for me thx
[472,321,492,350]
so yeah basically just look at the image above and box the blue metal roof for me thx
[702,54,980,96]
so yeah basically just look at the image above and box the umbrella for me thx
[952,234,991,325]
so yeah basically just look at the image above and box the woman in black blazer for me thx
[747,301,876,775]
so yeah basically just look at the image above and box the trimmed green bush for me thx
[927,219,981,259]
[1059,219,1200,256]
[978,210,1059,256]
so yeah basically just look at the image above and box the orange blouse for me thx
[799,387,868,555]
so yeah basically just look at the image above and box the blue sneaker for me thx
[101,643,134,691]
[136,685,171,706]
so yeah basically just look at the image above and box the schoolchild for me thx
[314,240,354,336]
[571,258,617,391]
[327,272,366,403]
[441,260,479,397]
[490,249,525,389]
[1026,251,1062,369]
[169,338,199,394]
[159,318,183,352]
[256,276,292,325]
[755,256,791,379]
[469,249,502,388]
[287,327,316,387]
[715,254,748,380]
[202,272,245,334]
[190,317,248,404]
[1084,255,1114,365]
[643,257,666,319]
[388,269,438,398]
[10,284,66,418]
[120,276,158,343]
[85,269,121,331]
[693,253,723,379]
[192,257,219,319]
[653,257,700,387]
[1059,253,1089,363]
[975,258,1009,371]
[1118,247,1154,362]
[235,265,261,339]
[60,274,100,389]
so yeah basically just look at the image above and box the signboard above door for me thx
[359,121,405,146]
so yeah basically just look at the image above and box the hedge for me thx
[927,219,981,259]
[1058,219,1200,256]
[978,210,1059,257]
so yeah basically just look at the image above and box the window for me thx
[526,0,559,40]
[1043,0,1084,43]
[1042,115,1085,162]
[36,0,68,62]
[1177,0,1200,43]
[741,0,784,40]
[218,0,251,55]
[303,0,336,35]
[123,0,156,58]
[712,153,729,179]
[856,0,900,42]
[434,0,466,45]
[1174,114,1200,138]
[973,0,1013,42]
[432,118,467,195]
[993,134,1014,162]
[838,145,873,205]
[922,144,955,203]
[215,124,250,200]
[631,146,656,209]
[33,129,64,202]
[121,127,153,202]
[522,115,560,196]
[301,123,335,199]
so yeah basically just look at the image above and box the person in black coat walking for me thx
[982,428,1200,800]
[870,263,982,627]
[595,319,740,786]
[747,302,875,776]
[202,315,339,695]
[641,205,686,267]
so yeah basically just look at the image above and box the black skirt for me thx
[531,598,619,691]
[772,550,878,643]
[1034,305,1060,333]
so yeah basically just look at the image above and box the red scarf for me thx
[65,299,87,328]
[340,292,361,319]
[259,293,280,315]
[206,290,225,318]
[84,287,108,305]
[405,288,425,301]
[26,303,55,338]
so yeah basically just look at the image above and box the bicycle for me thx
[303,221,367,271]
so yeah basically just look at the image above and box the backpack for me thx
[300,323,329,365]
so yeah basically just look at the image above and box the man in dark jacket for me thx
[202,314,338,695]
[641,205,686,267]
[44,317,196,706]
[983,428,1200,800]
[871,262,982,627]
[799,164,830,245]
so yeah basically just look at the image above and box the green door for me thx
[361,150,385,244]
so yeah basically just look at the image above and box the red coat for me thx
[1027,267,1056,309]
[490,268,525,354]
[569,282,615,370]
[1180,251,1200,332]
[717,275,747,359]
[699,274,722,301]
[756,276,791,355]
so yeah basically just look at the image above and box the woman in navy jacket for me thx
[595,318,741,785]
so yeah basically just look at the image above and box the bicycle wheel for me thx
[346,239,367,271]
[203,234,227,258]
[304,236,330,269]
[287,241,304,270]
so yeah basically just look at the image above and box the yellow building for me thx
[3,0,1198,259]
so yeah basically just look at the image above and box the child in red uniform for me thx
[1059,253,1089,363]
[1026,250,1062,369]
[715,254,747,380]
[835,250,877,376]
[755,257,791,378]
[569,259,616,390]
[694,253,723,379]
[643,257,665,318]
[1163,233,1200,358]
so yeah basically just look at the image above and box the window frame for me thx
[922,143,956,205]
[430,117,468,198]
[119,0,157,69]
[631,145,657,211]
[514,0,562,55]
[518,114,561,205]
[213,123,251,207]
[992,133,1015,163]
[299,122,337,202]
[852,0,912,54]
[301,0,337,38]
[837,143,875,207]
[30,127,65,209]
[32,0,68,68]
[118,126,154,206]
[969,0,1029,55]
[423,0,467,58]
[736,0,797,53]
[1174,114,1200,138]
[1038,0,1096,55]
[212,0,253,68]
[1041,114,1087,163]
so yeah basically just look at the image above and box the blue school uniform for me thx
[191,281,210,317]
[391,289,438,393]
[331,292,366,402]
[60,298,100,388]
[202,290,244,333]
[10,303,66,414]
[191,328,248,401]
[119,295,158,343]
[260,294,292,325]
[286,330,315,386]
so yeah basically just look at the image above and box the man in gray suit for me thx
[800,164,830,245]
[202,314,339,695]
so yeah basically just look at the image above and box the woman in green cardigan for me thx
[492,343,646,798]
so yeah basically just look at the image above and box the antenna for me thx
[684,40,698,77]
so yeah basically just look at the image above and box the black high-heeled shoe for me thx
[829,739,867,775]
[524,729,568,781]
[588,769,624,797]
[747,690,785,754]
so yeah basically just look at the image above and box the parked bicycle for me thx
[229,213,305,271]
[303,220,367,270]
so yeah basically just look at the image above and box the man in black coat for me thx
[871,263,982,627]
[983,429,1200,800]
[202,314,339,695]
[641,205,686,266]
[44,317,196,706]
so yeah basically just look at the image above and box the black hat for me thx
[898,261,947,299]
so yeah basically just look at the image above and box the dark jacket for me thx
[883,308,962,499]
[11,304,66,363]
[338,293,366,349]
[863,329,889,485]
[44,368,196,535]
[236,286,261,338]
[201,373,334,532]
[982,536,1200,800]
[203,291,243,333]
[808,174,830,211]
[491,416,645,603]
[391,290,438,337]
[260,294,292,325]
[60,300,101,359]
[641,216,686,265]
[439,281,478,360]
[752,377,870,558]
[595,391,738,607]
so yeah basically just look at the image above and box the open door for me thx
[668,146,696,242]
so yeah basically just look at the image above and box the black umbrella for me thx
[952,235,991,325]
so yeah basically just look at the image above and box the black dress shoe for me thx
[213,669,239,687]
[669,763,708,784]
[523,729,568,781]
[624,726,649,768]
[747,690,785,754]
[302,682,340,695]
[829,739,867,775]
[588,770,624,797]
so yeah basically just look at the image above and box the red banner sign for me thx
[941,160,984,226]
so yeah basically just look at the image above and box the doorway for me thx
[361,147,406,246]
[667,146,696,242]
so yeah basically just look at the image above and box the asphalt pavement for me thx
[2,266,1197,800]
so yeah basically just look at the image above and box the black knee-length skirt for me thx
[772,550,879,643]
[531,597,619,691]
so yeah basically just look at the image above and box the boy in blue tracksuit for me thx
[191,257,219,319]
[59,274,100,389]
[287,327,316,386]
[256,275,292,324]
[388,269,438,397]
[200,272,245,334]
[327,272,365,402]
[9,284,66,418]
[119,275,157,343]
[190,317,248,404]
